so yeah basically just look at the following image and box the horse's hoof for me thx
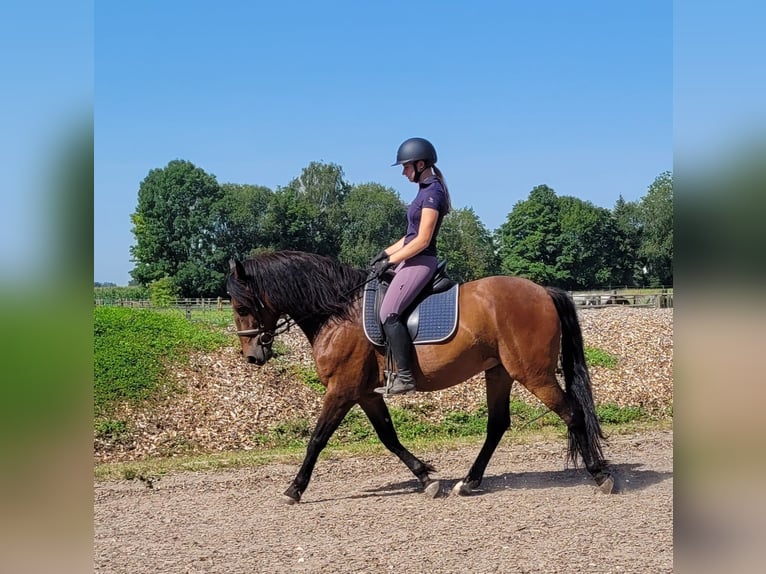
[281,494,300,505]
[595,474,615,495]
[451,480,473,496]
[424,480,441,498]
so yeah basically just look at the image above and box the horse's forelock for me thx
[226,271,256,309]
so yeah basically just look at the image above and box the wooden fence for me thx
[94,297,231,311]
[95,291,673,312]
[571,292,673,308]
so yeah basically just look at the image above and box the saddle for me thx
[362,260,460,346]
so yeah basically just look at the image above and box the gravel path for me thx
[94,429,673,573]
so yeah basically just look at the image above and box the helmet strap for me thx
[413,161,425,183]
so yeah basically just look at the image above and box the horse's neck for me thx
[289,298,362,347]
[277,294,326,345]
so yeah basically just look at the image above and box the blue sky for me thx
[94,0,673,285]
[2,2,764,287]
[1,2,92,285]
[673,1,766,167]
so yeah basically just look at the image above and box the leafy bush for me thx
[94,307,229,415]
[149,276,178,307]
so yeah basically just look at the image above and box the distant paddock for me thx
[571,292,673,308]
[93,298,232,320]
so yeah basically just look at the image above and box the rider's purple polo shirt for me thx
[403,175,449,257]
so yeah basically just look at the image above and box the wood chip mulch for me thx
[95,308,672,463]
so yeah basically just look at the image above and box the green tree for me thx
[219,183,273,259]
[495,185,568,285]
[262,162,350,256]
[612,195,645,286]
[437,207,500,283]
[495,185,652,289]
[339,182,407,267]
[639,171,673,287]
[262,186,329,253]
[289,161,350,220]
[130,160,226,297]
[557,196,624,290]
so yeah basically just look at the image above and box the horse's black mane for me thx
[227,250,369,324]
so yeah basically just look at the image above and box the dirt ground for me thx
[94,428,673,573]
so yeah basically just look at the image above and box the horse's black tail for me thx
[546,287,606,468]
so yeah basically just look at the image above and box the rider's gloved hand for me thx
[371,256,392,279]
[369,250,388,266]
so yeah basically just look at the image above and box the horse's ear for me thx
[229,259,246,279]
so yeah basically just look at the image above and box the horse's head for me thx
[227,258,277,366]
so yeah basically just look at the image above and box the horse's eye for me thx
[236,307,249,317]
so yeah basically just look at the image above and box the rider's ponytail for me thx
[433,165,452,214]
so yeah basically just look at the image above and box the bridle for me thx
[233,290,281,349]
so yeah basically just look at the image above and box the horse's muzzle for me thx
[238,330,274,366]
[244,343,272,366]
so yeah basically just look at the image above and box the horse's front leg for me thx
[283,392,354,504]
[357,394,441,498]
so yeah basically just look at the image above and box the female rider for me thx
[370,137,451,395]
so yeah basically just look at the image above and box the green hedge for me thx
[94,307,229,416]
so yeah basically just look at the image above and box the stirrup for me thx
[374,371,416,396]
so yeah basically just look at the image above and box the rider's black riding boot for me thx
[375,314,416,395]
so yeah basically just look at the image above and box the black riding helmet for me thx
[392,137,437,183]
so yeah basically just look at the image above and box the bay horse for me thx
[226,251,613,503]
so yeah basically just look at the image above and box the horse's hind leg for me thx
[452,365,513,496]
[357,395,440,498]
[519,372,612,491]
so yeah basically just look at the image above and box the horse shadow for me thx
[467,462,672,495]
[305,463,672,503]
